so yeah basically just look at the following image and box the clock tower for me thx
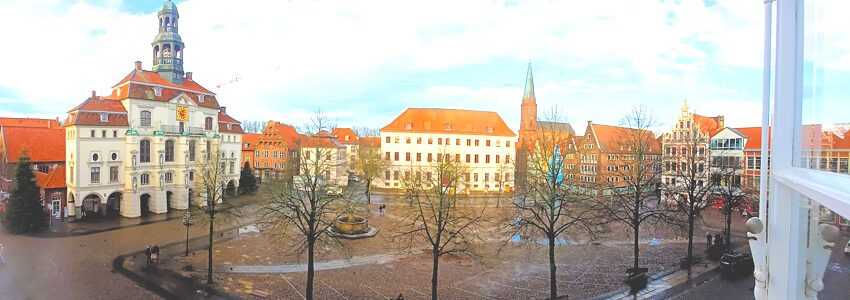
[151,0,185,84]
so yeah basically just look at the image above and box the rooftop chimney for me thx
[220,106,226,114]
[134,61,142,70]
[91,90,97,99]
[185,72,193,81]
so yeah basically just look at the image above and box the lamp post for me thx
[182,210,194,256]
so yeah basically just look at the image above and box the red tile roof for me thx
[68,96,127,113]
[358,136,381,147]
[34,166,65,189]
[836,133,850,149]
[587,122,661,154]
[242,133,261,150]
[0,118,59,129]
[331,128,358,144]
[217,112,243,134]
[261,122,302,150]
[64,112,130,127]
[113,69,215,95]
[2,127,65,162]
[381,108,515,137]
[106,68,220,109]
[303,136,342,148]
[693,114,724,136]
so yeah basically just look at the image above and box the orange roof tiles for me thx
[64,112,129,127]
[587,122,661,154]
[217,112,243,134]
[358,136,381,147]
[68,96,127,113]
[693,114,724,136]
[242,133,261,151]
[381,108,516,137]
[0,117,59,129]
[331,128,358,144]
[113,69,215,95]
[261,122,302,150]
[34,166,65,189]
[2,127,65,162]
[836,133,850,149]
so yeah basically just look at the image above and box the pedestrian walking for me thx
[145,245,152,265]
[0,243,6,264]
[705,232,712,245]
[396,293,404,300]
[713,233,720,246]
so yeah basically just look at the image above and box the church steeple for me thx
[519,62,538,132]
[523,62,535,103]
[151,0,185,84]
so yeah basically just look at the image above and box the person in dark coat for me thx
[706,232,712,245]
[145,245,152,265]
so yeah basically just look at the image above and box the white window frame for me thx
[765,1,850,298]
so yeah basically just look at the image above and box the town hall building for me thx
[64,0,242,219]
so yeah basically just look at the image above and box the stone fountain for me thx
[329,214,378,239]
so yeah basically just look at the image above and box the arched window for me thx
[140,111,151,127]
[188,140,196,161]
[165,140,175,162]
[140,140,151,163]
[205,117,213,130]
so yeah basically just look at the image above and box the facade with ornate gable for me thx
[63,0,242,219]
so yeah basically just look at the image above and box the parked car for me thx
[348,175,360,182]
[720,251,754,278]
[844,241,850,256]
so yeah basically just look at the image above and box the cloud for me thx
[0,0,846,135]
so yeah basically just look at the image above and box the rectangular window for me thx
[466,154,471,163]
[474,154,479,163]
[417,137,422,144]
[438,138,443,145]
[385,152,391,160]
[416,153,421,162]
[484,173,489,182]
[428,137,433,144]
[164,172,173,183]
[485,155,490,163]
[474,173,479,182]
[109,166,118,182]
[140,173,149,185]
[496,140,501,147]
[385,171,391,180]
[101,130,106,137]
[255,162,259,168]
[113,130,117,138]
[255,150,259,157]
[456,154,460,162]
[394,152,399,161]
[386,136,391,143]
[406,152,411,161]
[486,140,491,147]
[70,167,74,183]
[393,171,399,180]
[406,137,411,144]
[91,130,95,137]
[264,151,269,158]
[506,141,511,147]
[475,140,480,146]
[467,139,471,146]
[273,151,278,158]
[230,162,235,174]
[427,153,433,162]
[456,139,461,146]
[90,167,100,183]
[506,155,511,163]
[496,155,500,163]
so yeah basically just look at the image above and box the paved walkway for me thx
[592,259,722,300]
[205,253,400,274]
[37,210,184,237]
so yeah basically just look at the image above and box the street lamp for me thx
[182,210,195,256]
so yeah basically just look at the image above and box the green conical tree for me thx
[3,149,48,234]
[238,161,257,195]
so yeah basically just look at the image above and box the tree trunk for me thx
[207,213,214,285]
[725,210,733,252]
[686,209,695,268]
[307,237,315,300]
[432,246,440,300]
[548,234,558,300]
[366,179,372,204]
[633,224,640,269]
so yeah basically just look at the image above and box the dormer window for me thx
[486,126,493,133]
[444,123,452,131]
[404,122,413,130]
[100,113,108,122]
[153,87,162,96]
[227,123,232,130]
[198,95,205,103]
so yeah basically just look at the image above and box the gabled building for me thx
[64,0,241,219]
[254,121,301,182]
[380,108,516,192]
[34,166,67,220]
[661,100,724,198]
[331,127,359,173]
[579,121,662,197]
[241,133,261,177]
[301,131,348,186]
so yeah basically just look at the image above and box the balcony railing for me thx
[161,125,205,135]
[155,57,183,70]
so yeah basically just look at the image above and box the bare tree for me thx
[710,151,751,252]
[662,123,716,267]
[507,115,602,300]
[191,145,242,285]
[353,137,390,204]
[395,153,485,300]
[258,113,352,300]
[594,105,669,278]
[351,126,380,137]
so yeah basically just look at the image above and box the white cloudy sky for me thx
[0,0,847,134]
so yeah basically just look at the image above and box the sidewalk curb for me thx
[112,224,251,300]
[36,214,183,238]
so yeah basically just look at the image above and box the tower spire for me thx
[151,0,185,84]
[523,62,535,102]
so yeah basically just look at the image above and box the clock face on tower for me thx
[176,106,189,121]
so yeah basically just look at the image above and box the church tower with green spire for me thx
[151,0,185,84]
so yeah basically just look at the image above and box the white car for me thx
[326,186,343,196]
[844,241,850,256]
